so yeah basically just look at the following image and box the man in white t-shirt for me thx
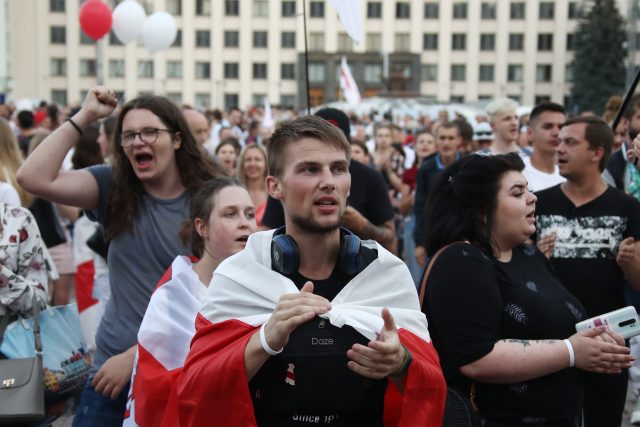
[484,98,528,156]
[523,102,566,191]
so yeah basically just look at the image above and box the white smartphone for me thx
[575,306,640,339]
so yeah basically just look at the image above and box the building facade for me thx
[1,0,637,109]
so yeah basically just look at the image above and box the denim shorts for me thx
[72,376,129,427]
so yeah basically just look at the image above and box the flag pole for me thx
[302,0,311,115]
[612,66,640,131]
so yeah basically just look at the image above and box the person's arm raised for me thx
[17,87,118,210]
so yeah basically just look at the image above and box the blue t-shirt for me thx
[85,165,190,373]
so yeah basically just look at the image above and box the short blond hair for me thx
[486,98,519,122]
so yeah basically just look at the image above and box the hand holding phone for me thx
[576,306,640,339]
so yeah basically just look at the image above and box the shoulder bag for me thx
[0,294,45,423]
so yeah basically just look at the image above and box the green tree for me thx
[570,0,626,115]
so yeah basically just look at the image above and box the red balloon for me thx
[79,0,112,41]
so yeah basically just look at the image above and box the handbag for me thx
[418,242,481,427]
[0,302,91,402]
[0,295,46,423]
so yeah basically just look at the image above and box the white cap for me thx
[473,122,493,141]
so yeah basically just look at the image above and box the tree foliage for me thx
[570,0,626,114]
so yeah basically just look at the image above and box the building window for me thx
[566,34,575,51]
[481,3,496,19]
[535,95,551,104]
[225,0,239,16]
[196,30,210,47]
[109,32,123,46]
[510,2,525,19]
[395,33,410,51]
[509,33,524,50]
[453,2,467,19]
[366,33,381,51]
[172,30,182,47]
[536,64,552,82]
[568,2,579,19]
[196,0,211,15]
[424,2,439,18]
[309,62,326,82]
[537,33,553,51]
[338,33,353,52]
[166,60,182,79]
[396,2,410,18]
[480,33,495,51]
[282,1,296,16]
[309,32,324,51]
[224,94,239,110]
[452,34,466,50]
[479,64,494,82]
[167,93,182,104]
[364,63,382,83]
[224,62,239,79]
[252,94,266,106]
[565,64,573,83]
[50,58,66,76]
[281,63,296,79]
[109,59,125,78]
[281,95,296,107]
[224,31,239,47]
[253,31,268,48]
[49,0,65,12]
[50,26,66,44]
[367,2,382,18]
[451,64,466,81]
[253,63,267,79]
[51,90,67,106]
[539,2,554,19]
[80,59,97,77]
[281,31,296,48]
[253,0,268,17]
[167,0,181,15]
[451,95,464,103]
[423,33,438,50]
[195,93,211,109]
[507,64,523,82]
[196,62,211,79]
[310,1,325,17]
[421,64,438,81]
[138,60,153,78]
[80,31,95,45]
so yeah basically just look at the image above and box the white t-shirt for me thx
[0,182,21,206]
[522,156,565,192]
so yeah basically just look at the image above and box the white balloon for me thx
[142,12,177,54]
[112,0,146,44]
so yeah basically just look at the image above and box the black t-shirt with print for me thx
[250,246,386,427]
[534,185,640,317]
[424,243,586,426]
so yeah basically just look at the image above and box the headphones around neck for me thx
[271,226,361,277]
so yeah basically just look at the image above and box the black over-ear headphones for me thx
[271,226,361,277]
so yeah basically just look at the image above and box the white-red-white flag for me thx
[339,56,361,104]
[328,0,363,44]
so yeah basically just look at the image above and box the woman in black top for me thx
[422,153,633,426]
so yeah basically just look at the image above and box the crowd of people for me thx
[0,85,638,426]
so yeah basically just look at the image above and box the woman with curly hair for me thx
[17,87,223,426]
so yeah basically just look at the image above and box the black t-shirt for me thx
[413,153,441,246]
[424,243,586,426]
[250,246,386,427]
[261,160,394,232]
[534,185,640,317]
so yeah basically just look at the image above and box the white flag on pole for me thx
[339,56,361,104]
[327,0,363,44]
[262,98,274,129]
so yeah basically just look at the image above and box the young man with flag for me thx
[177,116,446,426]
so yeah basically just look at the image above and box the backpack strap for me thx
[418,241,469,307]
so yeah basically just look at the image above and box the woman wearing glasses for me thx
[17,87,222,426]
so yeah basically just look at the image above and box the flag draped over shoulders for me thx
[177,230,446,426]
[123,256,204,427]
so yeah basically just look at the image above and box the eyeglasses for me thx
[120,128,173,148]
